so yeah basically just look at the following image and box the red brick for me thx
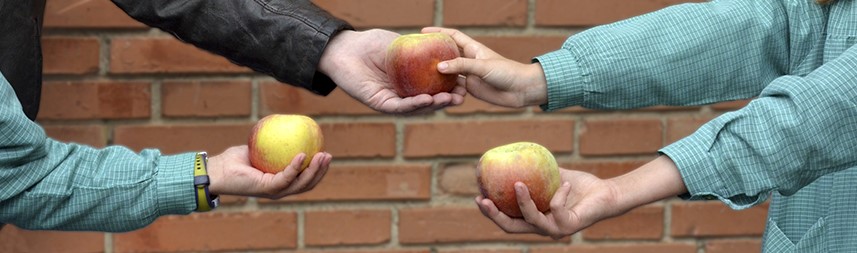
[110,38,250,74]
[582,205,663,240]
[563,160,647,179]
[259,82,378,116]
[320,122,396,158]
[42,37,100,75]
[579,119,662,156]
[706,239,762,253]
[161,80,251,117]
[113,212,297,252]
[292,250,430,253]
[113,123,253,155]
[44,0,146,29]
[41,124,107,148]
[535,0,700,26]
[305,209,391,246]
[0,226,103,253]
[404,119,574,157]
[313,0,434,28]
[671,202,768,237]
[474,36,567,63]
[37,81,151,120]
[666,116,715,144]
[438,249,521,253]
[439,163,480,196]
[532,244,697,253]
[443,0,527,27]
[444,97,526,114]
[711,99,751,111]
[263,164,432,202]
[399,206,558,244]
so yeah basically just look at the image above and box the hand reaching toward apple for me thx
[476,156,688,240]
[476,168,627,240]
[319,29,465,115]
[422,27,548,108]
[205,145,332,199]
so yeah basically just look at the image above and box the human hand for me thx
[422,27,548,108]
[475,168,625,240]
[205,145,332,199]
[319,29,465,115]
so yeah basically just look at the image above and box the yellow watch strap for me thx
[193,152,218,212]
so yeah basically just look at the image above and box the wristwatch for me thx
[193,152,220,212]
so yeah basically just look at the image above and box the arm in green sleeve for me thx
[0,75,197,232]
[660,43,857,209]
[537,0,820,111]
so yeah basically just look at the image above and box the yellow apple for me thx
[248,114,324,173]
[385,32,460,97]
[476,142,561,218]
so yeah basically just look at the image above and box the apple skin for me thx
[385,33,460,97]
[248,114,324,173]
[476,142,561,218]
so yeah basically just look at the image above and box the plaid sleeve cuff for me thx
[660,128,767,210]
[534,49,587,112]
[155,152,198,216]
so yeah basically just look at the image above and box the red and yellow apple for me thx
[248,114,324,173]
[385,32,460,97]
[476,142,561,218]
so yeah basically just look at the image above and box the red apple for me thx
[476,142,561,218]
[385,32,460,97]
[248,114,324,173]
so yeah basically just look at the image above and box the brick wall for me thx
[0,0,766,253]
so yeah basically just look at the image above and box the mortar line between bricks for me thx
[250,78,260,121]
[527,0,536,30]
[151,80,163,123]
[391,207,400,248]
[434,0,443,27]
[297,210,305,249]
[104,232,113,253]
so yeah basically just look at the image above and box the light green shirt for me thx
[0,74,197,232]
[536,0,857,252]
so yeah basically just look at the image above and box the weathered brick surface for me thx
[44,0,146,29]
[582,205,664,240]
[110,38,251,74]
[399,206,558,244]
[443,0,527,27]
[113,212,297,252]
[161,80,252,117]
[305,209,392,246]
[579,119,663,156]
[38,81,151,120]
[313,0,434,28]
[532,244,697,253]
[404,119,574,157]
[42,37,100,75]
[262,164,432,202]
[0,226,103,253]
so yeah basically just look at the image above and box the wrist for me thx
[608,156,688,210]
[319,30,358,77]
[524,63,548,106]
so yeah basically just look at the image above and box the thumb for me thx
[437,58,491,78]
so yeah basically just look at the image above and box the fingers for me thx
[550,182,575,235]
[281,152,328,196]
[475,195,540,234]
[514,182,556,233]
[266,153,306,196]
[437,57,492,78]
[300,152,333,193]
[421,27,490,58]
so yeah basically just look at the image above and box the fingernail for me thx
[437,62,448,71]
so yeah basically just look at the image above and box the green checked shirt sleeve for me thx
[535,0,857,209]
[0,73,197,232]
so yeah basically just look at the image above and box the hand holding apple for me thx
[476,142,561,218]
[385,32,461,97]
[248,114,324,173]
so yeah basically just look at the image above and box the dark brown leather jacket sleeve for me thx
[111,0,353,95]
